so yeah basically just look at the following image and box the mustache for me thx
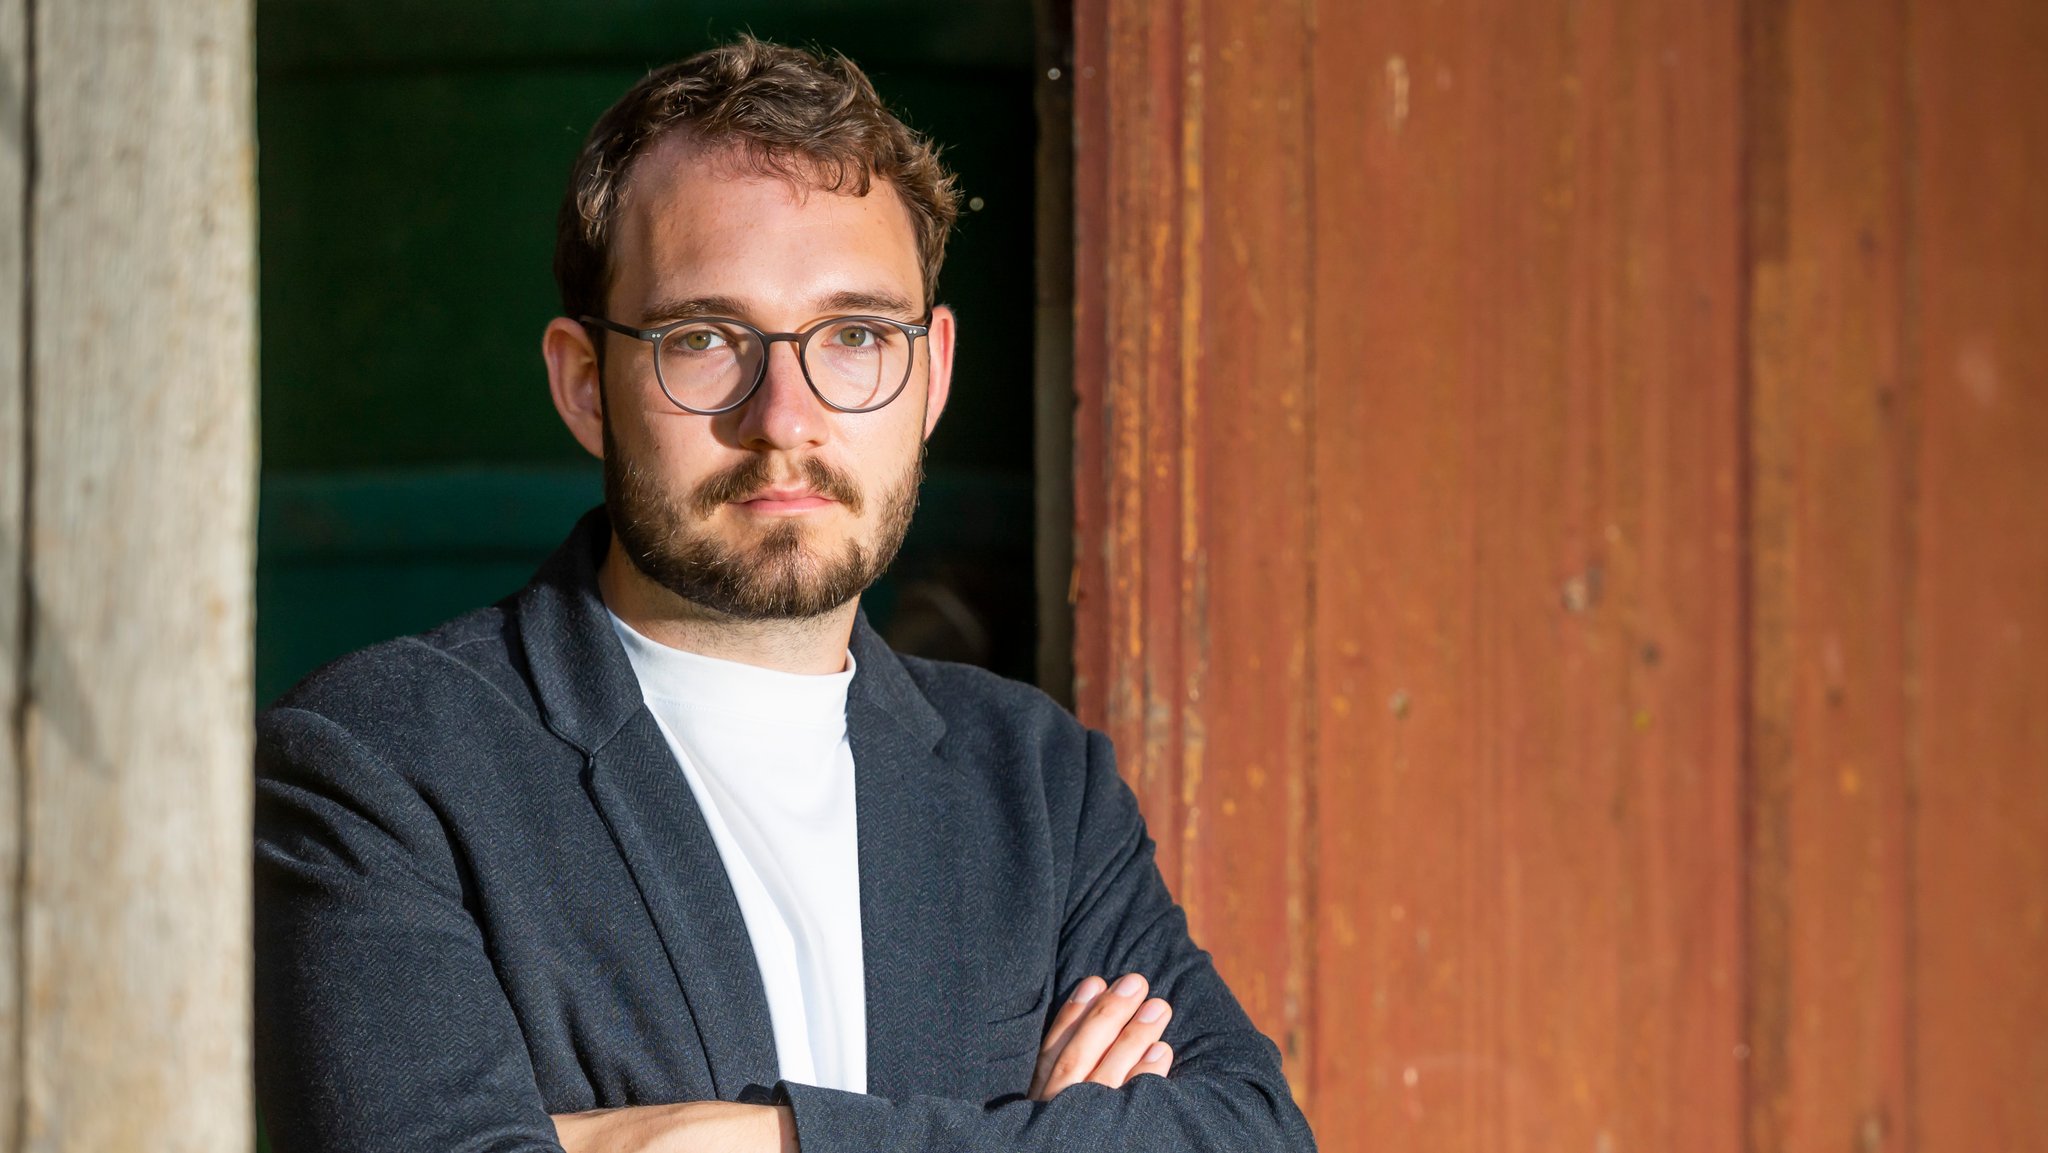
[688,455,865,518]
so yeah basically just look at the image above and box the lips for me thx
[688,455,866,517]
[736,487,836,513]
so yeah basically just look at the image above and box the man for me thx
[255,38,1315,1153]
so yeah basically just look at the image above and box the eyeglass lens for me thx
[656,318,912,412]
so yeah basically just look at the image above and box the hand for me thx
[1029,973,1175,1100]
[551,1100,797,1153]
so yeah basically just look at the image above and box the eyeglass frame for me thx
[578,312,933,416]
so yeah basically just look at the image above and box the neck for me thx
[597,538,858,675]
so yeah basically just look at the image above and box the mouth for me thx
[688,454,866,519]
[734,486,838,515]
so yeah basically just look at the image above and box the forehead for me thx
[608,132,924,315]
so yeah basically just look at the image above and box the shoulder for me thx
[889,652,1117,815]
[268,602,528,720]
[890,654,1155,912]
[895,652,1087,748]
[258,601,547,777]
[894,651,1069,720]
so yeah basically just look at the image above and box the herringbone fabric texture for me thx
[254,509,1316,1153]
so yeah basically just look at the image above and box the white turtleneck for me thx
[608,612,867,1094]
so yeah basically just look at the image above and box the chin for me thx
[639,521,882,622]
[606,452,918,622]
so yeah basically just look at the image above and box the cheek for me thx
[603,399,659,462]
[852,416,926,486]
[615,408,724,482]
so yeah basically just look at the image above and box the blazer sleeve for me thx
[254,705,568,1153]
[778,727,1318,1152]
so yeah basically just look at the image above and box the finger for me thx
[1031,976,1107,1099]
[1032,974,1129,1099]
[1038,976,1106,1061]
[1131,1040,1174,1080]
[1038,973,1149,1098]
[1084,997,1172,1088]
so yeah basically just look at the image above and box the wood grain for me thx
[1174,0,1316,1097]
[21,1,255,1149]
[1076,2,1756,1148]
[1744,0,1915,1150]
[1071,0,1318,1099]
[1074,1,2045,1149]
[1306,4,1747,1150]
[1909,2,2048,1148]
[0,0,24,1145]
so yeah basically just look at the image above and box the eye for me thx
[676,327,729,352]
[833,324,879,348]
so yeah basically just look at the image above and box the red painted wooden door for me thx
[1068,2,2048,1150]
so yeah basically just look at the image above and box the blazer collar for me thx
[513,507,642,756]
[846,599,946,753]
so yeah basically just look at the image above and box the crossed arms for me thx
[553,970,1180,1151]
[255,701,1316,1153]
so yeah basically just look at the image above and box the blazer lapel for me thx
[515,515,968,1100]
[585,714,779,1099]
[846,618,963,1099]
[514,509,778,1100]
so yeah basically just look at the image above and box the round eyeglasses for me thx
[580,313,931,415]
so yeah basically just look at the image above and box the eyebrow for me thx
[817,289,921,318]
[638,295,750,324]
[638,289,923,327]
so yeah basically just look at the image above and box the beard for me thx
[602,412,921,621]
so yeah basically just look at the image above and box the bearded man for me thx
[254,38,1315,1153]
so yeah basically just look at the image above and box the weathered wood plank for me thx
[22,1,255,1150]
[0,0,25,1145]
[1074,0,1190,880]
[1303,4,1475,1145]
[1173,0,1315,1103]
[1743,0,1914,1150]
[1105,0,1188,888]
[1072,0,1317,1104]
[1075,2,2047,1151]
[1909,1,2048,1147]
[1307,1,1745,1149]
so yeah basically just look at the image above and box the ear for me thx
[543,316,606,459]
[920,304,956,441]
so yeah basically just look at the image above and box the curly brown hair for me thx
[554,37,962,321]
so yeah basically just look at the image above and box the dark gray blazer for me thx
[255,510,1315,1153]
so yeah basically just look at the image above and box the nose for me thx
[732,337,827,451]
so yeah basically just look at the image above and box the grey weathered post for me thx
[5,1,255,1149]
